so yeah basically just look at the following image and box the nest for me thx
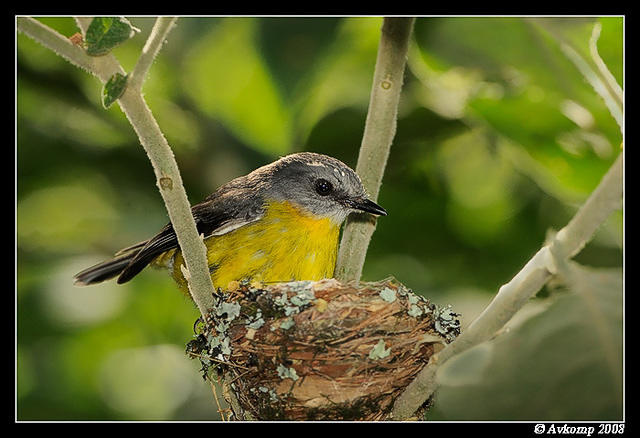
[186,278,460,421]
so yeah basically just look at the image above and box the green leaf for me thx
[101,73,128,109]
[432,263,622,420]
[85,17,139,56]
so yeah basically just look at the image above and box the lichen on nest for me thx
[186,278,460,421]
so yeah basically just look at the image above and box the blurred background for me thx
[17,17,623,421]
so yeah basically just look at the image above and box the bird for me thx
[73,152,387,294]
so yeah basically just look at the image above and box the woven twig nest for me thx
[187,278,460,421]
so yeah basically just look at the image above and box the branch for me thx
[17,17,122,81]
[533,19,624,133]
[392,153,623,419]
[18,17,216,315]
[589,22,623,113]
[335,17,415,283]
[129,17,176,90]
[560,43,623,132]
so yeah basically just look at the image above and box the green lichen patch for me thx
[379,287,397,303]
[277,363,299,381]
[408,304,423,318]
[279,317,295,330]
[216,301,241,320]
[368,339,391,360]
[246,309,265,329]
[433,304,461,342]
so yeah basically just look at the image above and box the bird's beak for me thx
[346,198,387,216]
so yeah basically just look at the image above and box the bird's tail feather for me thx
[74,250,141,286]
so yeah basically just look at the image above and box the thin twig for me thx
[532,19,623,132]
[560,43,623,131]
[186,351,251,370]
[335,17,415,283]
[208,376,227,421]
[589,22,623,111]
[129,17,177,90]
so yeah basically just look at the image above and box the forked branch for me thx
[18,16,216,315]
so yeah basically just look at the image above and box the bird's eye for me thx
[314,178,333,196]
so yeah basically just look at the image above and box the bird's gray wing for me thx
[116,193,264,284]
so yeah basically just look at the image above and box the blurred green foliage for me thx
[17,16,623,421]
[432,262,622,420]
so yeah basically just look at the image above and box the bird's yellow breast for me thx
[160,200,341,293]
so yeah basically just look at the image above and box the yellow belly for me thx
[157,200,341,293]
